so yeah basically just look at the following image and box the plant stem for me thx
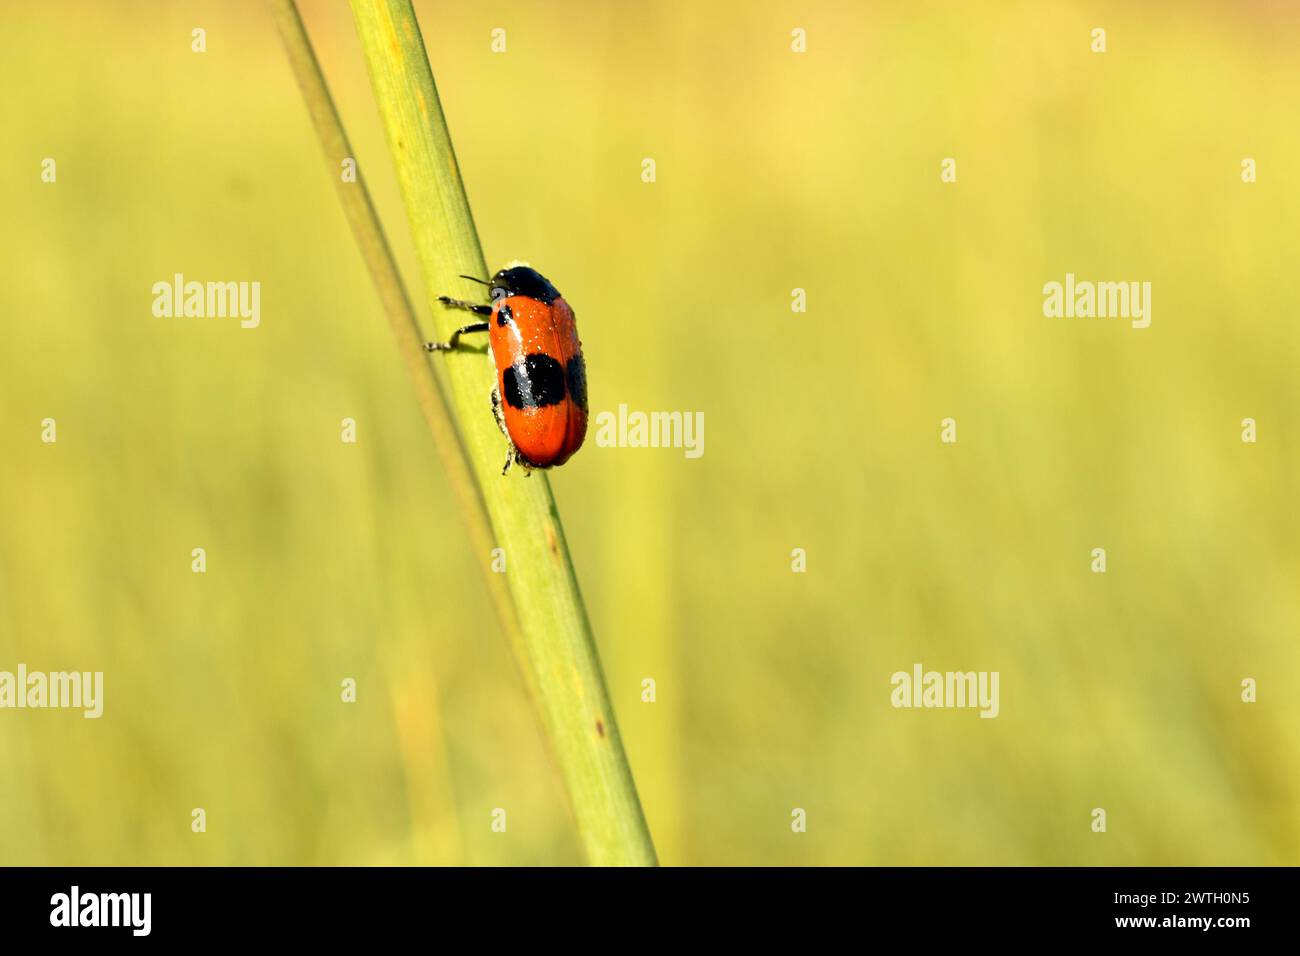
[295,0,655,865]
[267,0,522,656]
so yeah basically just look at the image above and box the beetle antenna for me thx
[459,274,491,286]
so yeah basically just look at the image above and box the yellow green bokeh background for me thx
[2,0,1298,865]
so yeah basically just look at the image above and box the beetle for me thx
[425,264,587,475]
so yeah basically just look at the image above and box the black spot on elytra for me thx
[491,267,560,304]
[496,303,513,327]
[503,353,566,409]
[566,355,588,410]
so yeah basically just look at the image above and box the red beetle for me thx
[426,265,587,474]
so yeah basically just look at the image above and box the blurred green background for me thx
[2,0,1298,865]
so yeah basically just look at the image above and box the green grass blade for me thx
[267,0,522,656]
[345,0,656,866]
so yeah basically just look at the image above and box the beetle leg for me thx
[425,318,489,352]
[507,449,533,477]
[490,385,509,437]
[437,296,492,316]
[492,387,521,477]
